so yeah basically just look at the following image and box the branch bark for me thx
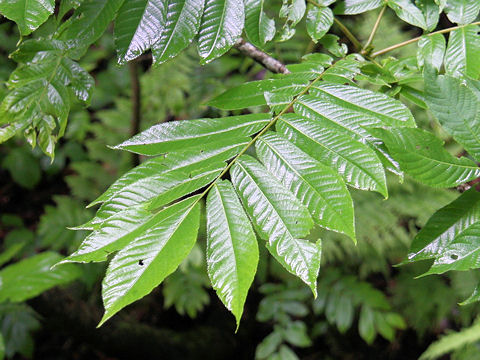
[234,38,290,74]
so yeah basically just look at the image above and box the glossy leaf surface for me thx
[0,0,54,35]
[198,0,245,63]
[231,156,320,295]
[370,127,480,188]
[99,196,201,325]
[256,132,356,241]
[206,180,258,327]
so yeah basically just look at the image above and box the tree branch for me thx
[371,21,480,57]
[234,38,290,74]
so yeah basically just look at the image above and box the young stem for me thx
[306,0,363,52]
[362,5,387,55]
[195,69,329,206]
[371,21,480,57]
[333,17,363,52]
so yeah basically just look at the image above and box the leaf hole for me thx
[295,221,298,224]
[200,150,204,153]
[138,259,144,266]
[450,254,458,260]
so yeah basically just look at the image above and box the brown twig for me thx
[129,61,141,166]
[234,38,291,74]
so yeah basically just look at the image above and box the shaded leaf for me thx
[370,127,480,188]
[0,252,81,303]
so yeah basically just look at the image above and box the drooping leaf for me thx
[114,113,270,155]
[358,305,376,344]
[198,0,245,63]
[278,114,388,196]
[444,0,480,24]
[114,0,167,64]
[306,4,334,42]
[151,0,205,65]
[334,0,383,14]
[387,0,428,30]
[256,132,356,241]
[99,196,201,325]
[444,24,480,79]
[424,68,480,161]
[244,0,276,48]
[206,180,259,327]
[0,0,54,35]
[0,252,81,303]
[417,34,445,71]
[231,155,320,295]
[369,127,480,188]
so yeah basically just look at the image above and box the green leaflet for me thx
[231,155,320,295]
[0,39,94,157]
[206,180,258,328]
[424,69,480,161]
[59,0,125,53]
[387,0,428,29]
[198,0,245,63]
[444,25,480,79]
[444,0,480,24]
[278,114,388,197]
[419,320,480,360]
[114,113,270,155]
[334,0,383,14]
[244,0,276,48]
[0,0,54,35]
[416,0,441,31]
[256,132,356,241]
[309,83,417,128]
[422,222,480,276]
[407,189,480,262]
[0,252,81,303]
[306,4,334,42]
[114,0,167,64]
[370,127,480,188]
[207,76,310,110]
[99,196,201,326]
[89,162,223,226]
[417,34,445,71]
[152,0,205,65]
[293,93,404,175]
[91,138,248,206]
